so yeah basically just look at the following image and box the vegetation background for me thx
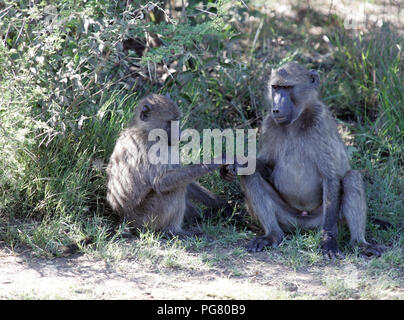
[0,0,403,299]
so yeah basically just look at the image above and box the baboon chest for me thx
[271,150,323,211]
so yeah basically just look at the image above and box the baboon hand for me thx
[220,164,237,182]
[247,234,283,253]
[321,232,344,259]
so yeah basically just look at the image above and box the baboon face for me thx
[134,94,182,145]
[269,62,320,125]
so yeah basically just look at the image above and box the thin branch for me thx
[195,8,217,16]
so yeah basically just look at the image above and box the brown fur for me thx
[107,94,226,236]
[241,62,383,257]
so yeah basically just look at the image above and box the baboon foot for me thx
[247,234,283,253]
[321,233,345,260]
[359,243,386,257]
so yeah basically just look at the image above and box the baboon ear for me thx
[139,104,151,121]
[309,70,320,88]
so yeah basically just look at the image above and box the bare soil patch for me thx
[1,242,402,300]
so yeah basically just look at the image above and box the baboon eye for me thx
[272,85,292,90]
[139,104,151,121]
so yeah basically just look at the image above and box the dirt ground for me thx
[0,243,324,299]
[1,241,402,300]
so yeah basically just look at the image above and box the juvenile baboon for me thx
[240,62,383,258]
[106,94,227,237]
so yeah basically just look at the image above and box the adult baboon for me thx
[240,62,383,258]
[106,94,227,237]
